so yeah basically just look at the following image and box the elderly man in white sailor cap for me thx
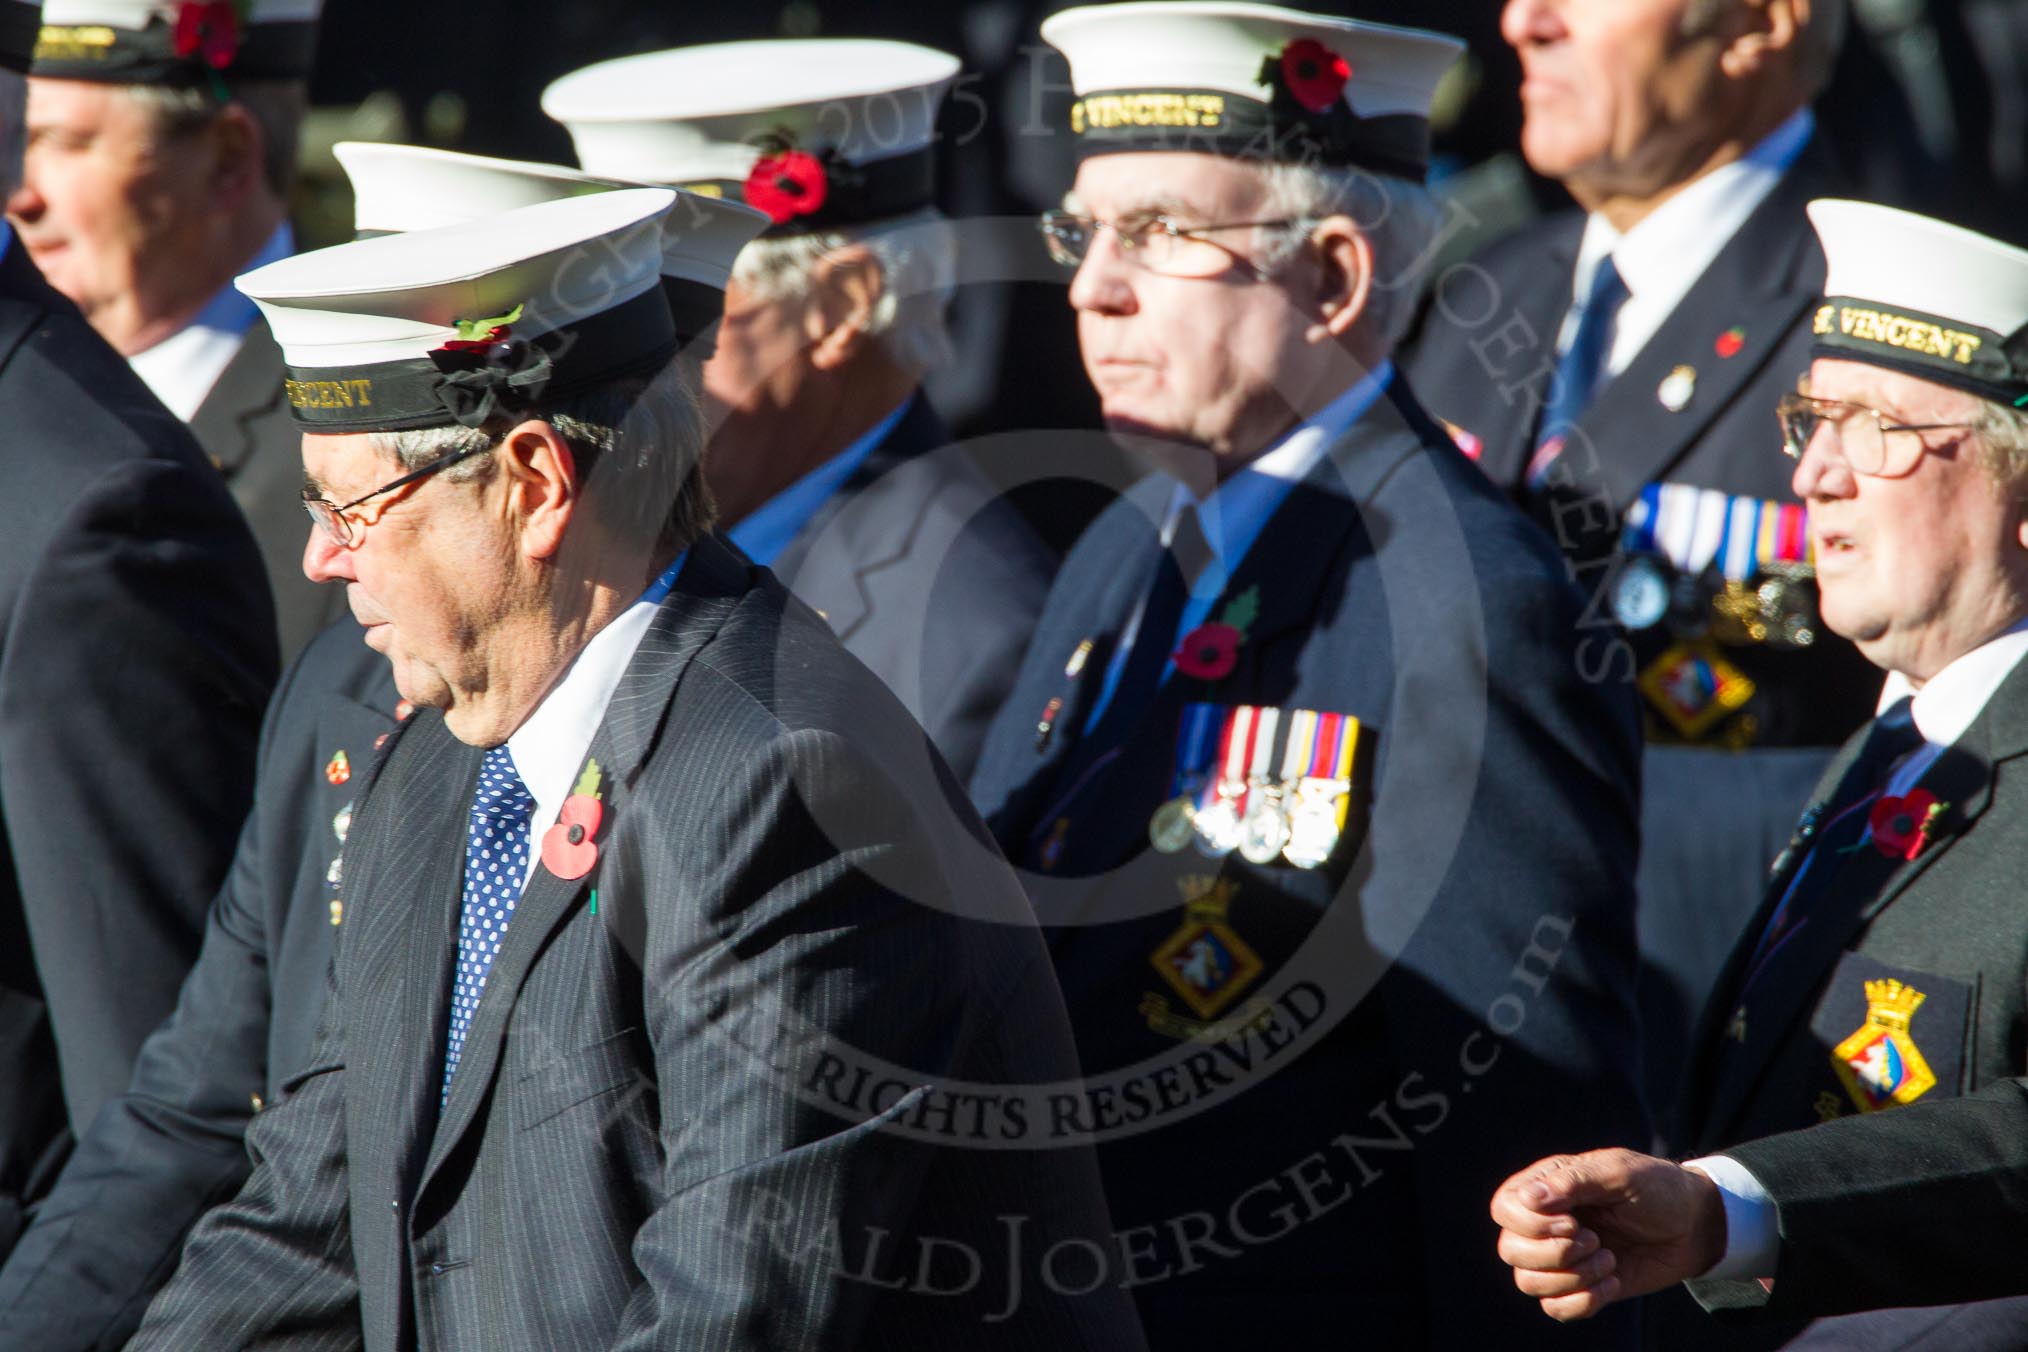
[109,188,1136,1350]
[0,151,764,1352]
[543,39,1056,782]
[1493,205,2028,1346]
[964,4,1648,1347]
[12,0,336,656]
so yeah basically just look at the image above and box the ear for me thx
[1720,0,1802,80]
[1304,215,1376,344]
[802,243,886,372]
[497,419,578,561]
[204,102,266,212]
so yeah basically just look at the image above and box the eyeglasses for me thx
[1776,391,1979,478]
[300,441,496,547]
[1038,209,1306,278]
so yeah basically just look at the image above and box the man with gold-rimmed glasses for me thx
[1494,200,2028,1348]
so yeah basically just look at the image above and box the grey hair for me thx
[370,364,716,555]
[728,208,956,377]
[1251,163,1444,346]
[0,69,23,196]
[122,78,306,197]
[1972,396,2028,499]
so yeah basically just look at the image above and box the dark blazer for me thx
[1686,1076,2028,1320]
[968,377,1649,1348]
[767,396,1056,782]
[1401,140,1880,748]
[1655,656,2028,1348]
[131,537,1144,1351]
[189,318,351,663]
[0,245,276,1255]
[0,621,395,1351]
[1403,143,1883,1130]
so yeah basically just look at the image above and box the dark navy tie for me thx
[443,745,534,1104]
[1527,255,1629,488]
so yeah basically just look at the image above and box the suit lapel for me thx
[1475,219,1582,489]
[417,538,749,1193]
[189,320,287,480]
[1570,146,1832,509]
[770,396,946,639]
[1691,666,2028,1143]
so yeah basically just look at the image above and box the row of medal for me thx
[1148,703,1361,869]
[1621,481,1812,582]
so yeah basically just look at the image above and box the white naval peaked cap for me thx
[541,38,959,230]
[34,0,322,81]
[1806,199,2028,409]
[1042,2,1462,179]
[236,188,682,433]
[333,142,768,292]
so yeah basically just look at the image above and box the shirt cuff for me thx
[1684,1155,1779,1281]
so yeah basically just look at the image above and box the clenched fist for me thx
[1489,1149,1728,1321]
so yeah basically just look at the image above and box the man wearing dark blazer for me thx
[13,0,344,659]
[968,8,1648,1347]
[0,621,394,1351]
[1404,0,1880,1129]
[129,190,1138,1349]
[544,41,1056,782]
[1491,203,2028,1343]
[0,149,769,1351]
[0,38,277,1262]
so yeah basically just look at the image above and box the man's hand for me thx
[1489,1149,1728,1322]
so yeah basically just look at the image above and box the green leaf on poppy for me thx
[453,302,523,342]
[1219,586,1261,636]
[573,757,602,800]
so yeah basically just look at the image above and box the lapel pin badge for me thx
[1658,365,1697,413]
[1715,327,1746,359]
[324,749,351,785]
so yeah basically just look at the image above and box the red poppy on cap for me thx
[173,0,241,70]
[1280,39,1350,115]
[744,150,829,225]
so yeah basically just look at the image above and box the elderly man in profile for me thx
[14,0,339,655]
[126,189,1138,1350]
[544,39,1055,780]
[1492,203,2028,1348]
[967,5,1648,1347]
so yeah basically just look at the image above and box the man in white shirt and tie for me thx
[1492,202,2028,1347]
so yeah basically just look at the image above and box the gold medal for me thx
[1148,796,1198,853]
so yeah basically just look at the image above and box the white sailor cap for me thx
[33,0,320,82]
[1807,199,2028,409]
[541,38,959,231]
[333,141,766,348]
[1042,2,1462,179]
[236,188,681,434]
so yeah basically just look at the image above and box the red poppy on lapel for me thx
[542,758,606,880]
[1173,623,1241,681]
[1869,789,1943,861]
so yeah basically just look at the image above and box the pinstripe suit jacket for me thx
[130,536,1143,1351]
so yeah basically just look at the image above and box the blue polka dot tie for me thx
[443,745,534,1105]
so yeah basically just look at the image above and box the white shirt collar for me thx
[1566,109,1814,376]
[1876,620,2028,748]
[504,556,685,886]
[129,222,293,421]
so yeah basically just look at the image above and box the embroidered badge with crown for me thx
[1148,875,1264,1020]
[1831,978,1938,1113]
